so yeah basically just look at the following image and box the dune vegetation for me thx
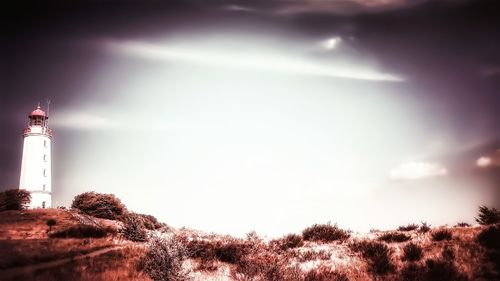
[0,190,498,281]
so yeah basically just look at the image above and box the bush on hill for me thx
[270,233,304,251]
[0,189,31,211]
[122,213,148,242]
[399,258,467,281]
[215,239,252,264]
[378,232,411,243]
[477,225,500,279]
[350,240,395,275]
[186,237,254,267]
[140,235,189,281]
[302,222,350,243]
[398,224,419,231]
[477,225,500,250]
[476,205,500,225]
[419,222,431,233]
[431,229,452,241]
[232,251,301,281]
[137,213,164,230]
[403,242,423,261]
[71,192,126,220]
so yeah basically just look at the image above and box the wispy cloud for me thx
[267,0,426,15]
[223,4,256,13]
[106,40,403,81]
[50,112,119,130]
[390,161,448,180]
[476,149,500,168]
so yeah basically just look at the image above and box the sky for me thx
[1,0,500,237]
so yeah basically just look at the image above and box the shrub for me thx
[302,222,350,243]
[399,258,466,281]
[350,240,395,275]
[46,219,57,233]
[71,192,126,220]
[419,221,431,233]
[232,251,301,281]
[187,238,251,265]
[431,229,452,241]
[245,231,262,244]
[424,258,467,281]
[399,263,425,281]
[476,205,500,225]
[304,265,349,281]
[477,225,500,279]
[378,232,411,243]
[215,239,251,264]
[137,213,164,230]
[398,224,419,232]
[271,233,304,251]
[186,239,217,261]
[0,189,31,211]
[298,249,331,262]
[477,225,500,250]
[403,242,423,261]
[49,224,111,238]
[140,235,190,281]
[122,214,147,242]
[455,222,471,227]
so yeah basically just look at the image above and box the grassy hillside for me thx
[0,209,148,280]
[0,208,498,280]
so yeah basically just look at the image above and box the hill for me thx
[0,208,498,280]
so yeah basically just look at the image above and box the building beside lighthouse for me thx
[19,105,52,208]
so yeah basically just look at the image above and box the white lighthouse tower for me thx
[19,104,52,209]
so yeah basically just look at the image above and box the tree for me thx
[71,192,126,220]
[0,189,31,211]
[476,206,500,225]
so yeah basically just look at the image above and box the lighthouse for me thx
[19,104,52,209]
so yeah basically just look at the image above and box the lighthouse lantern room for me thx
[19,104,52,208]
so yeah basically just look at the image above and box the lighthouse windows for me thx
[43,169,47,177]
[43,184,46,191]
[44,140,47,147]
[43,154,47,161]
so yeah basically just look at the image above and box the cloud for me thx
[50,112,119,130]
[321,37,342,50]
[265,0,426,15]
[223,4,256,13]
[476,149,500,168]
[106,40,402,81]
[390,161,448,180]
[476,156,492,167]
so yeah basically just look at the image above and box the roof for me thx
[30,105,46,117]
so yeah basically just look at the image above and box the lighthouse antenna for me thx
[46,99,51,127]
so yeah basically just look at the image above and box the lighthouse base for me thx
[29,192,52,209]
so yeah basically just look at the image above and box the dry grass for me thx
[3,246,149,281]
[0,209,78,239]
[0,238,116,269]
[0,209,496,281]
[0,209,120,240]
